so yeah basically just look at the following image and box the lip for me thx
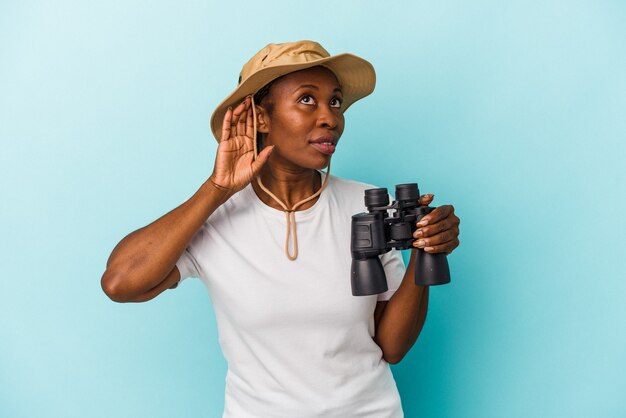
[309,135,338,155]
[310,142,336,155]
[309,135,338,145]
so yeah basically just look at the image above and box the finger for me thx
[416,204,454,227]
[424,238,460,255]
[230,99,247,130]
[237,97,250,136]
[237,108,248,137]
[246,100,255,139]
[419,194,434,205]
[220,107,233,142]
[236,98,249,137]
[413,227,459,248]
[234,97,247,113]
[250,145,275,176]
[414,216,459,238]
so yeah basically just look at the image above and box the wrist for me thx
[200,177,234,206]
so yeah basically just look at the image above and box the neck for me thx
[252,162,323,211]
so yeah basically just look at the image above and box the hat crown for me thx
[212,40,375,142]
[238,40,330,85]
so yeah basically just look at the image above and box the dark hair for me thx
[253,80,275,108]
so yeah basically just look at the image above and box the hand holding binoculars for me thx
[350,183,451,296]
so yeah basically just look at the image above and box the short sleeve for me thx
[376,249,407,301]
[175,247,201,285]
[172,222,210,288]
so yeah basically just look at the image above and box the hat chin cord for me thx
[251,96,331,261]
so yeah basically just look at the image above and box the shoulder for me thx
[327,173,380,193]
[325,173,382,212]
[204,185,252,226]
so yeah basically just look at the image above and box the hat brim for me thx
[210,53,376,141]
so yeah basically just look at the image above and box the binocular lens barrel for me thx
[395,183,419,202]
[389,223,413,241]
[351,259,388,296]
[364,188,389,209]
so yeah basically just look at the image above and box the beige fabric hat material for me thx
[210,40,376,141]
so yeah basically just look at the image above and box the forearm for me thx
[101,178,231,301]
[374,249,429,364]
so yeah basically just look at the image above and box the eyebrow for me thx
[294,84,343,94]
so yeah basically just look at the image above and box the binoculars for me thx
[350,183,451,296]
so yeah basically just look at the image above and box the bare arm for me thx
[100,180,231,302]
[373,195,459,363]
[373,250,429,364]
[101,96,274,303]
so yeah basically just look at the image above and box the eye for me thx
[330,97,342,108]
[300,95,316,105]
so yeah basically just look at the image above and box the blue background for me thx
[1,1,625,417]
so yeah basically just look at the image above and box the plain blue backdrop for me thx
[1,1,625,417]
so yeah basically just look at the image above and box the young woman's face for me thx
[257,66,345,171]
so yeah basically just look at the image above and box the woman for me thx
[102,40,460,417]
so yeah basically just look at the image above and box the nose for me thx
[317,105,341,130]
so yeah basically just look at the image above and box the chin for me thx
[308,156,331,171]
[279,149,332,171]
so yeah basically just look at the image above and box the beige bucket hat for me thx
[209,40,376,141]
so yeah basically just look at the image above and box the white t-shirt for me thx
[176,172,406,418]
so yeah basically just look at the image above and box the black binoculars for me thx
[350,183,451,296]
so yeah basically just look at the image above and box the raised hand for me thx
[208,96,274,197]
[412,194,460,255]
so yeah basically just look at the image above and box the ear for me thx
[255,105,270,134]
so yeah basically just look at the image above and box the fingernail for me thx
[425,247,434,252]
[416,240,426,247]
[417,219,428,226]
[413,230,423,238]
